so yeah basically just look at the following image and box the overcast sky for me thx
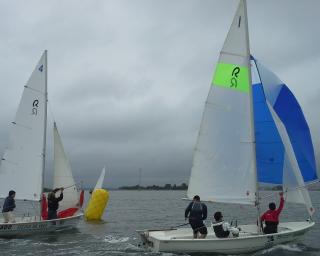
[0,0,319,188]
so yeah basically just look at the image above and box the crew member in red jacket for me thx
[260,192,285,234]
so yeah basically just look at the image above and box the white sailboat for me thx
[94,166,106,190]
[0,51,83,237]
[138,0,317,253]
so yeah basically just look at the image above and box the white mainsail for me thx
[53,122,79,211]
[267,102,314,216]
[187,0,257,204]
[94,166,106,190]
[0,51,47,201]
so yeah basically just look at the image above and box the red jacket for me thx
[260,196,284,223]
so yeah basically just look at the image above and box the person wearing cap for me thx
[260,192,285,234]
[185,195,208,238]
[212,211,239,238]
[2,190,16,223]
[47,187,64,220]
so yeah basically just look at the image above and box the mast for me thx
[41,50,48,217]
[243,0,261,232]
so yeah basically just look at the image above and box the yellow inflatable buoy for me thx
[85,189,109,220]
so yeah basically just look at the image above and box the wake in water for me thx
[104,235,130,244]
[257,243,303,254]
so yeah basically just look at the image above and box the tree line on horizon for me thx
[118,182,188,190]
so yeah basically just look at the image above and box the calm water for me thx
[0,190,319,256]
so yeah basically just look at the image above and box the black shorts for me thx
[263,221,278,234]
[189,220,208,235]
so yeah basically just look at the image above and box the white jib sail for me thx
[0,51,47,201]
[94,166,106,190]
[267,102,315,216]
[53,122,79,210]
[187,0,257,204]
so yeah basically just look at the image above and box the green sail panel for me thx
[212,63,249,93]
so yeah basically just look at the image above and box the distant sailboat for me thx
[138,0,317,253]
[0,51,82,236]
[94,166,106,190]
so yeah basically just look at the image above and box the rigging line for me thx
[260,180,320,200]
[55,182,82,190]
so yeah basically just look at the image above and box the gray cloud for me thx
[0,0,319,188]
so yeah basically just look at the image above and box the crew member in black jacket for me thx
[185,195,208,238]
[47,187,64,220]
[2,190,16,223]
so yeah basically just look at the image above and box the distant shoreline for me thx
[118,183,188,191]
[44,183,320,192]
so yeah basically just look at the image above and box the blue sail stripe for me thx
[253,83,284,184]
[273,85,317,182]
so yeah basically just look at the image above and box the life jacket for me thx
[260,196,284,223]
[48,193,63,211]
[191,202,202,212]
[212,221,230,238]
[41,193,48,220]
[189,202,204,220]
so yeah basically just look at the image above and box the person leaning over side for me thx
[47,187,64,220]
[2,190,16,223]
[260,192,285,234]
[185,195,208,239]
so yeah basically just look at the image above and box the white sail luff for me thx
[187,0,256,204]
[267,102,314,216]
[53,123,78,210]
[0,51,47,201]
[94,166,106,190]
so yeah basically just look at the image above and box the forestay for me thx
[53,122,79,210]
[0,51,47,201]
[187,0,257,204]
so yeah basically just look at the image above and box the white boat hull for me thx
[137,221,314,254]
[0,213,83,237]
